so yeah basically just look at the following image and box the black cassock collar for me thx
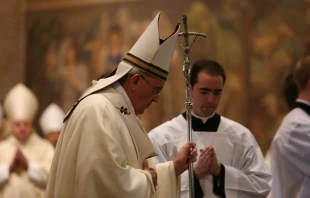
[182,112,221,132]
[294,101,310,116]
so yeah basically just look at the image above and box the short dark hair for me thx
[190,59,226,87]
[294,56,310,91]
[283,74,298,110]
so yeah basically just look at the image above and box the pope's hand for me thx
[142,159,157,190]
[173,142,197,176]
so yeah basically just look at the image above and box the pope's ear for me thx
[130,74,141,90]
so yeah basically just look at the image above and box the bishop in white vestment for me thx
[39,103,65,148]
[0,83,54,198]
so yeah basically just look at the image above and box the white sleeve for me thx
[28,161,46,188]
[283,123,310,175]
[0,164,10,186]
[27,143,54,190]
[270,118,310,177]
[224,138,272,197]
[148,129,170,164]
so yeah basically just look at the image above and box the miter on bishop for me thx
[81,12,181,98]
[40,103,65,136]
[3,83,39,122]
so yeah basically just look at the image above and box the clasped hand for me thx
[10,149,28,174]
[194,146,221,178]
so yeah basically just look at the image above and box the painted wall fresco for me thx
[26,0,309,152]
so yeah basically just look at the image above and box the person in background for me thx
[0,83,54,198]
[40,45,62,109]
[104,25,127,75]
[59,39,89,112]
[0,102,11,141]
[264,73,299,198]
[46,13,197,198]
[283,73,299,110]
[149,59,272,198]
[39,103,65,148]
[270,56,310,198]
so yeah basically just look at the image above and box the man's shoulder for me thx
[64,91,113,123]
[149,114,185,136]
[284,108,310,125]
[275,109,310,138]
[31,133,54,148]
[37,138,55,151]
[220,116,251,134]
[80,92,110,105]
[76,92,115,114]
[0,137,12,148]
[217,117,262,151]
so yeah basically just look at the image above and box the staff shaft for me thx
[178,14,206,198]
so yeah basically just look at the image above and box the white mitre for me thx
[80,12,180,98]
[3,83,39,122]
[65,12,181,122]
[40,103,65,135]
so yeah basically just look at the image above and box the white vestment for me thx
[46,85,180,198]
[270,101,310,198]
[149,113,271,198]
[0,133,54,198]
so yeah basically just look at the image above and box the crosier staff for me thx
[178,14,206,198]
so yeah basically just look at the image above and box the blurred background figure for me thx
[104,25,127,76]
[58,38,89,112]
[265,73,299,162]
[39,103,65,148]
[270,56,310,198]
[264,73,299,198]
[0,83,54,198]
[40,45,63,110]
[0,103,11,141]
[283,73,299,110]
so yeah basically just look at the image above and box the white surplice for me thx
[270,100,310,198]
[149,114,271,198]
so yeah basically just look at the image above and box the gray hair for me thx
[118,67,152,83]
[127,67,141,76]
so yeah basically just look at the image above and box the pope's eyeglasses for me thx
[140,74,162,97]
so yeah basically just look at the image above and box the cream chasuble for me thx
[46,85,180,198]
